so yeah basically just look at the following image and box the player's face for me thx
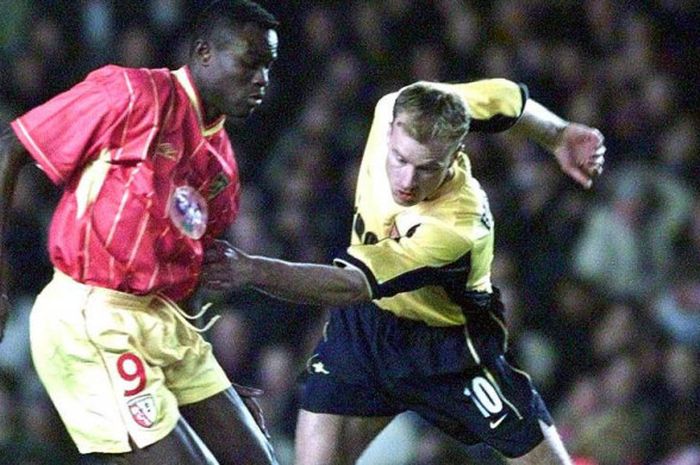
[386,115,456,207]
[197,24,278,120]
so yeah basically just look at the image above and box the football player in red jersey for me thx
[0,1,279,464]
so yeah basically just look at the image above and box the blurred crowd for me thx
[0,1,698,464]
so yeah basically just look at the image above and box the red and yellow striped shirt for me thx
[12,65,240,300]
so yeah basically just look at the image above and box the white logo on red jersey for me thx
[169,185,208,240]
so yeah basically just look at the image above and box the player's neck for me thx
[188,64,224,126]
[425,168,455,202]
[202,104,223,126]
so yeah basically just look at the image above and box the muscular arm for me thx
[0,123,31,342]
[512,99,569,152]
[202,241,371,307]
[447,79,605,188]
[511,99,606,188]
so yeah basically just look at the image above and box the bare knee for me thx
[295,410,392,465]
[295,410,342,465]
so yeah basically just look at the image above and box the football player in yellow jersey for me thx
[203,79,605,464]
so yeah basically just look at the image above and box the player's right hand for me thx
[201,240,254,291]
[554,124,606,189]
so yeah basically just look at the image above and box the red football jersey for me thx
[12,65,240,300]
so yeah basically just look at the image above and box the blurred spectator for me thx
[0,1,30,53]
[226,184,281,256]
[563,355,650,465]
[209,309,254,382]
[254,344,299,464]
[115,24,156,68]
[148,0,184,33]
[652,344,700,461]
[408,42,446,82]
[657,115,700,187]
[572,164,693,300]
[7,53,48,110]
[349,1,390,74]
[651,278,700,349]
[590,301,642,362]
[80,0,116,68]
[434,0,481,77]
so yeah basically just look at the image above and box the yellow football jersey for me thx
[335,79,527,326]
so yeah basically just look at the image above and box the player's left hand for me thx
[554,124,606,189]
[232,381,271,439]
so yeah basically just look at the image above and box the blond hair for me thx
[393,82,470,150]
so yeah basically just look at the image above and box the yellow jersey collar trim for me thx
[172,66,226,137]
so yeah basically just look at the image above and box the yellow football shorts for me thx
[29,270,231,454]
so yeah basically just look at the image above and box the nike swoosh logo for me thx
[489,414,507,429]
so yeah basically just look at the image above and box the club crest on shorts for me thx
[127,394,157,428]
[169,185,208,240]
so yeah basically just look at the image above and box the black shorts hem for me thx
[299,402,399,417]
[299,373,402,418]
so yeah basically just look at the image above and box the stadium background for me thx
[0,1,698,464]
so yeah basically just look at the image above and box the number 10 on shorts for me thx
[464,376,504,417]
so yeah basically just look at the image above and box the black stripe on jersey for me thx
[336,253,380,298]
[469,83,529,133]
[338,249,472,300]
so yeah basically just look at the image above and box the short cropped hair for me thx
[392,82,470,150]
[190,0,279,55]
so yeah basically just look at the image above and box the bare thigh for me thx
[180,386,278,465]
[85,417,218,465]
[295,409,393,465]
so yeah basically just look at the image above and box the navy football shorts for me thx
[299,301,553,458]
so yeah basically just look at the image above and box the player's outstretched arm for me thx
[202,240,371,306]
[512,99,606,189]
[0,124,30,342]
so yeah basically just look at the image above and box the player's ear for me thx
[387,119,395,138]
[193,39,212,65]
